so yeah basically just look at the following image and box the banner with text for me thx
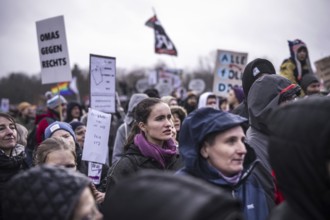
[90,54,116,113]
[213,49,248,97]
[36,15,71,84]
[82,108,111,164]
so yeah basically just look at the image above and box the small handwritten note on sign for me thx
[82,108,111,164]
[36,15,72,84]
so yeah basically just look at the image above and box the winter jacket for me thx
[177,108,275,220]
[103,144,182,208]
[267,96,330,220]
[0,145,28,220]
[246,74,300,174]
[35,109,60,145]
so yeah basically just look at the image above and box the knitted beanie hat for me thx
[47,95,67,110]
[2,165,91,220]
[44,121,76,141]
[300,74,320,93]
[69,121,85,132]
[242,58,276,96]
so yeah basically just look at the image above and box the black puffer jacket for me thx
[0,145,28,220]
[2,165,91,220]
[103,144,182,209]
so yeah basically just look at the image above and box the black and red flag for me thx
[145,15,178,56]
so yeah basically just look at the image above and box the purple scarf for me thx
[134,133,177,168]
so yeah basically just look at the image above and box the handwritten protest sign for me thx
[90,54,116,113]
[82,108,111,164]
[88,162,103,185]
[36,15,71,84]
[213,49,248,97]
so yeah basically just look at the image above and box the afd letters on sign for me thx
[212,49,248,97]
[36,15,72,84]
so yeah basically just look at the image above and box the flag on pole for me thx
[51,82,73,96]
[145,15,178,56]
[69,76,79,95]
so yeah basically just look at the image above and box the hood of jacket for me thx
[268,96,330,220]
[197,92,218,109]
[179,108,257,183]
[124,93,148,125]
[247,74,300,134]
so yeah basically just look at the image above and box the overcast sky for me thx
[0,0,329,78]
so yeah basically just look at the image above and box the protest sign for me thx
[0,98,9,113]
[90,54,116,113]
[82,108,111,164]
[88,162,103,185]
[213,49,248,97]
[36,15,71,84]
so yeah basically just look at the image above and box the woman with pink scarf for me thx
[102,98,182,208]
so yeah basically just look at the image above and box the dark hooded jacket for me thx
[232,58,276,132]
[246,74,300,174]
[104,170,244,220]
[267,97,330,220]
[177,108,275,220]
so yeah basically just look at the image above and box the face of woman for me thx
[72,187,103,220]
[45,150,76,170]
[51,130,75,149]
[75,126,86,149]
[139,103,173,146]
[0,117,17,154]
[227,89,237,105]
[200,126,247,177]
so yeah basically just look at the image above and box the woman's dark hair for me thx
[124,98,162,150]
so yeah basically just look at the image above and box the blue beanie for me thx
[44,121,76,141]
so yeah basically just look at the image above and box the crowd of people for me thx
[1,39,330,220]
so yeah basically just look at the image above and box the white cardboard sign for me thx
[36,15,72,84]
[213,49,248,97]
[82,108,111,164]
[90,54,116,113]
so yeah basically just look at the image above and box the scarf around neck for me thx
[134,133,177,168]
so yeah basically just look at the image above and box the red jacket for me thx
[35,109,60,145]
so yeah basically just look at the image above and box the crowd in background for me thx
[1,39,330,220]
